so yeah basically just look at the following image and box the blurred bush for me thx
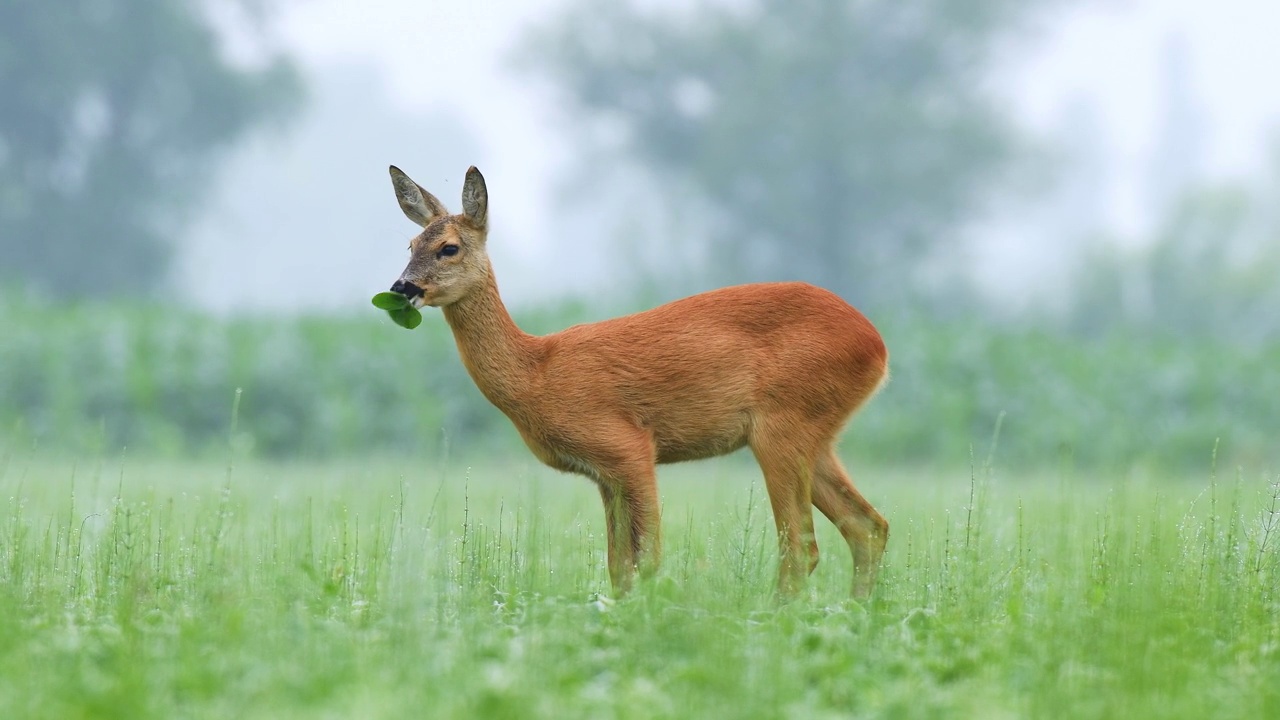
[0,298,467,459]
[866,307,1276,473]
[1,297,1273,472]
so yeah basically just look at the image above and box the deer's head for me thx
[387,165,490,308]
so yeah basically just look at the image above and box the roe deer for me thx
[384,165,890,598]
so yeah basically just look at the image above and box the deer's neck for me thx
[441,267,541,413]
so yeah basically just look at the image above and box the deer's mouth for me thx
[389,279,428,306]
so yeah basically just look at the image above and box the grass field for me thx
[2,448,1278,719]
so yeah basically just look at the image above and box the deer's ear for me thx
[461,166,487,230]
[389,165,448,227]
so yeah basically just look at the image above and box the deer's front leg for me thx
[597,482,633,594]
[596,462,661,596]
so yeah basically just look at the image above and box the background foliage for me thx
[3,298,1273,472]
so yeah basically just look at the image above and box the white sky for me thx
[184,0,1280,312]
[277,0,571,275]
[1006,0,1280,235]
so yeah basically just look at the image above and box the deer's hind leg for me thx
[812,448,887,599]
[749,422,820,597]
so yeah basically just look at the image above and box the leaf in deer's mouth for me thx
[371,291,411,310]
[389,306,422,329]
[371,292,422,329]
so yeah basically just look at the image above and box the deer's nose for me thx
[390,280,423,299]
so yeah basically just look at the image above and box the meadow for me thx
[3,297,1278,717]
[2,445,1278,719]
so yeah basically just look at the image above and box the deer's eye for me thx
[438,245,459,258]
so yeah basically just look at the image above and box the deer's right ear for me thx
[389,165,449,227]
[461,166,488,230]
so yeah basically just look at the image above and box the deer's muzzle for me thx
[390,279,424,300]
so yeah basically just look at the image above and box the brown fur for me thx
[388,165,890,598]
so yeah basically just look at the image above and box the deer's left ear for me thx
[390,165,449,228]
[461,166,487,231]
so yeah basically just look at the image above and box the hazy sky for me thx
[184,0,1280,313]
[1008,0,1280,233]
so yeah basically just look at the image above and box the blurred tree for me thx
[0,0,301,298]
[1067,138,1280,346]
[520,0,1066,308]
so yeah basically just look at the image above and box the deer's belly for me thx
[515,430,596,479]
[652,411,751,464]
[512,404,751,476]
[655,434,748,464]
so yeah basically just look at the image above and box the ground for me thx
[1,452,1277,719]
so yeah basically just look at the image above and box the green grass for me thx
[1,450,1278,719]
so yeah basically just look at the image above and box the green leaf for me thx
[372,292,410,310]
[388,306,422,330]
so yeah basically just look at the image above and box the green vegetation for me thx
[371,291,423,330]
[2,297,1274,471]
[1,452,1277,718]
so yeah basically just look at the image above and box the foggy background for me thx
[2,0,1277,469]
[202,0,1280,322]
[5,0,1279,316]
